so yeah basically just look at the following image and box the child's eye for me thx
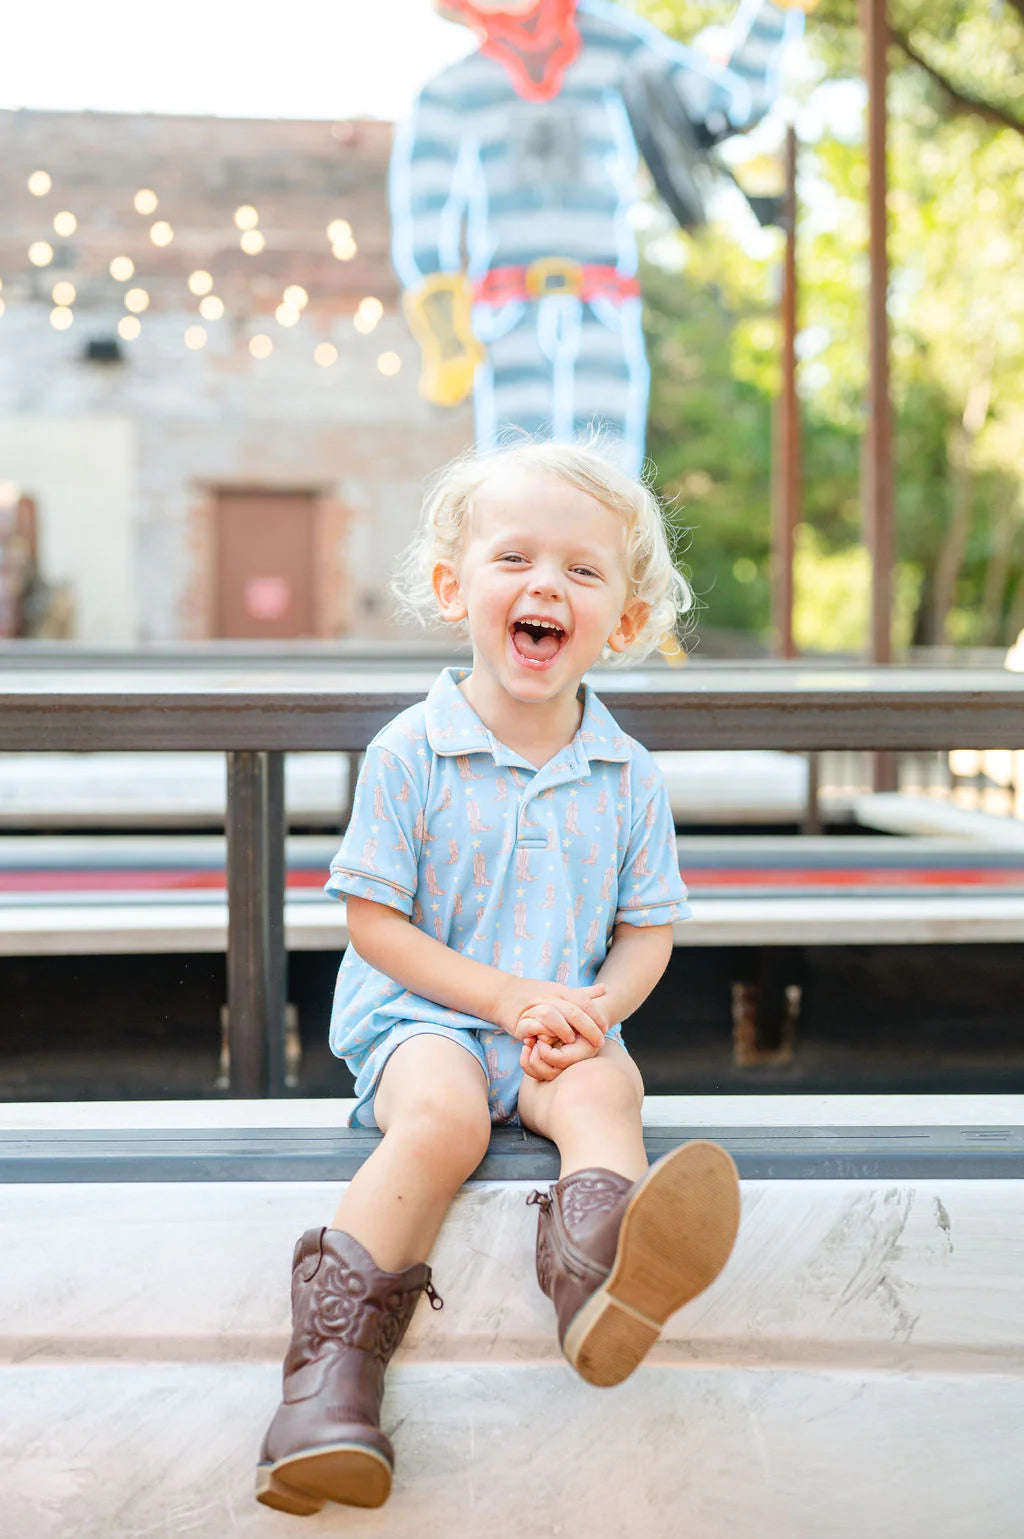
[572,566,600,579]
[498,553,527,564]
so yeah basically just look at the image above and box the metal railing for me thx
[3,664,1023,1094]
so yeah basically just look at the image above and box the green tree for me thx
[632,0,1024,652]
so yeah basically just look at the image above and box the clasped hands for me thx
[500,980,610,1083]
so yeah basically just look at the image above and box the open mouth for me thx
[510,617,567,666]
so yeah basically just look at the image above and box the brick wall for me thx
[0,109,473,642]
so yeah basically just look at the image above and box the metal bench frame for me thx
[3,665,1023,1094]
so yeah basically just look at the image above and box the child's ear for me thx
[607,599,649,653]
[432,560,467,623]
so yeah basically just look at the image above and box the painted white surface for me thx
[855,791,1024,845]
[1,1168,1023,1538]
[2,1091,1023,1538]
[4,889,1024,955]
[0,748,813,826]
[4,1363,1020,1539]
[4,1093,1021,1131]
[0,416,137,642]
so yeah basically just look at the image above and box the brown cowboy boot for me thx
[255,1226,442,1514]
[529,1141,740,1387]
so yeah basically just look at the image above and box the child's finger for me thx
[560,1004,604,1049]
[529,1005,575,1045]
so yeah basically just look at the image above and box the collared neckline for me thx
[423,666,631,768]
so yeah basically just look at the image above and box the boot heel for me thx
[254,1463,325,1516]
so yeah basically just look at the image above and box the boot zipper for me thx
[528,1188,606,1283]
[424,1280,444,1310]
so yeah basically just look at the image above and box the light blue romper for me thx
[326,667,690,1127]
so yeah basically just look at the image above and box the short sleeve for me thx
[324,744,421,914]
[615,779,690,927]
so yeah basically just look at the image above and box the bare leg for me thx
[516,1038,648,1180]
[331,1035,492,1271]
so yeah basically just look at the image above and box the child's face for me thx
[432,468,648,710]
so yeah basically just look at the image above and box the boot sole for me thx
[561,1140,741,1389]
[255,1443,392,1512]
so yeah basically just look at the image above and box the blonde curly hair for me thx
[390,436,693,663]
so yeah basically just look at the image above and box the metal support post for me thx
[226,750,287,1096]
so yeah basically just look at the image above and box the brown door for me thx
[214,491,316,638]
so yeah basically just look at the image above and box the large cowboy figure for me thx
[391,0,813,473]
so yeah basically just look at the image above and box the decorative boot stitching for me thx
[558,1174,630,1231]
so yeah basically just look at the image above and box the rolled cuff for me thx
[325,867,415,916]
[614,897,691,927]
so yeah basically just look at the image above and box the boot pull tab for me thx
[526,1189,552,1213]
[424,1280,444,1311]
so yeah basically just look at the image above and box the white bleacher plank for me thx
[3,891,1024,955]
[4,1362,1021,1539]
[4,1093,1022,1132]
[0,748,817,828]
[854,791,1024,845]
[3,1095,1022,1536]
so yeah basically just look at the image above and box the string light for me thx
[188,269,214,296]
[134,189,158,215]
[28,170,52,197]
[283,285,308,311]
[53,211,77,237]
[332,236,357,261]
[240,229,265,255]
[275,302,299,327]
[198,295,224,321]
[0,299,6,319]
[28,241,54,267]
[249,334,273,359]
[326,219,351,244]
[52,281,76,305]
[354,296,383,334]
[50,306,74,331]
[314,342,337,367]
[118,315,141,341]
[184,325,207,350]
[124,287,150,313]
[150,221,174,247]
[234,205,259,230]
[109,256,134,281]
[377,351,401,376]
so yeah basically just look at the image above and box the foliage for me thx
[630,0,1024,653]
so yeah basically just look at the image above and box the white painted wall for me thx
[0,415,137,642]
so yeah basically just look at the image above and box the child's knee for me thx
[555,1055,642,1118]
[390,1090,492,1176]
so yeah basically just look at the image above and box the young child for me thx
[256,439,741,1516]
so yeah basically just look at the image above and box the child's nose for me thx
[529,567,564,599]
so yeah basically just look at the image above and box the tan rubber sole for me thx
[562,1140,741,1388]
[255,1442,392,1513]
